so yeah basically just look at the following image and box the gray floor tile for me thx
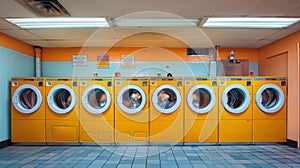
[132,164,146,168]
[270,164,291,168]
[117,164,132,168]
[102,164,119,168]
[1,144,300,168]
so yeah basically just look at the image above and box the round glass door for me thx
[255,84,285,113]
[117,84,146,114]
[12,84,42,114]
[152,84,181,114]
[221,84,250,114]
[187,84,216,114]
[47,84,76,114]
[82,84,111,114]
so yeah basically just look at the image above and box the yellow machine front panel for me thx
[149,120,184,143]
[80,120,114,142]
[184,119,218,143]
[115,121,148,143]
[149,78,184,143]
[46,120,79,142]
[253,120,286,142]
[219,120,252,142]
[11,120,45,142]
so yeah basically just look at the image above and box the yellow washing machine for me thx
[79,77,114,143]
[11,77,46,143]
[219,77,252,142]
[149,77,184,144]
[115,77,149,144]
[45,77,79,143]
[184,77,218,143]
[253,76,287,142]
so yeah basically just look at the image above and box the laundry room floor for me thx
[0,144,299,168]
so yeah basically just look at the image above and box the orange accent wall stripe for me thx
[43,47,192,62]
[43,47,258,62]
[0,33,33,57]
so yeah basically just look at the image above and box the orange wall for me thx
[218,48,259,62]
[0,33,33,56]
[259,31,300,145]
[44,47,260,62]
[42,47,211,62]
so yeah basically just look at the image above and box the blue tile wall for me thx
[0,47,34,142]
[42,61,258,77]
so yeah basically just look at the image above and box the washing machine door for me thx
[152,84,181,114]
[47,84,76,114]
[255,84,285,113]
[81,84,111,114]
[221,84,250,114]
[187,84,216,114]
[117,84,146,114]
[12,84,43,114]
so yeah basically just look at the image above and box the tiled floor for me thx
[0,144,300,168]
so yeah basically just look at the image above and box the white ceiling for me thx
[1,0,300,48]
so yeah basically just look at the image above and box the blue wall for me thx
[0,47,34,142]
[42,61,211,77]
[42,61,258,77]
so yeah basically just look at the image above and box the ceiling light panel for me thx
[111,18,200,27]
[5,17,109,28]
[202,17,300,28]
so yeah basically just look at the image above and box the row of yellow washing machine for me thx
[10,76,287,144]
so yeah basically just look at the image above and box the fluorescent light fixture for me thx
[111,18,199,27]
[5,17,109,29]
[202,17,300,28]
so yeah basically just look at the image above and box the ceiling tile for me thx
[83,39,121,47]
[0,0,34,17]
[22,40,58,48]
[1,30,41,40]
[96,0,220,18]
[249,0,300,16]
[202,28,278,40]
[27,29,98,40]
[287,6,300,16]
[264,28,300,40]
[246,39,276,48]
[86,28,118,41]
[59,0,104,17]
[211,0,261,16]
[49,40,86,48]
